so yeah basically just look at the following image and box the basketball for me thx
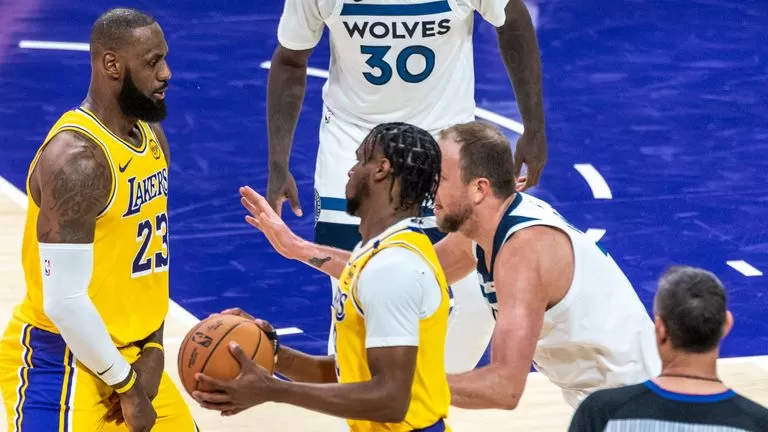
[177,314,275,396]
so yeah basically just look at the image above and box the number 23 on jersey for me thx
[132,211,169,278]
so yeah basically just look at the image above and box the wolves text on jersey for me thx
[123,167,168,217]
[343,19,451,40]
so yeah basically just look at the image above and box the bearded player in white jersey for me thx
[240,121,662,412]
[266,0,547,374]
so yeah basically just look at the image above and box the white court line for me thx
[0,174,304,336]
[726,260,763,277]
[573,163,613,199]
[19,40,90,52]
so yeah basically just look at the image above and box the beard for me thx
[436,202,473,233]
[345,178,370,217]
[118,70,167,122]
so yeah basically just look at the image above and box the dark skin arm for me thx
[34,132,155,429]
[266,44,314,217]
[217,308,337,384]
[194,342,417,423]
[447,227,551,409]
[497,0,547,188]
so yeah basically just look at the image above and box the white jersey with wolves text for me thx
[277,0,509,133]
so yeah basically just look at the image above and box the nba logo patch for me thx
[43,259,51,276]
[324,109,333,125]
[149,138,162,160]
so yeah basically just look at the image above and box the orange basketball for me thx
[177,314,275,396]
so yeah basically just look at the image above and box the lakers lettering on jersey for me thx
[332,220,452,432]
[15,107,170,347]
[277,0,509,131]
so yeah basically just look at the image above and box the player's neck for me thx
[82,92,138,141]
[358,204,418,246]
[654,350,727,394]
[468,194,518,255]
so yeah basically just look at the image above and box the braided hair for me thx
[362,122,441,214]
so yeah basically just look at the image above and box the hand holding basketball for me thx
[240,186,303,260]
[192,341,275,416]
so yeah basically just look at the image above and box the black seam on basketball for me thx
[251,325,262,361]
[194,321,246,391]
[179,320,206,388]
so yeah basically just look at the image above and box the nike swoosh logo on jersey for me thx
[96,364,114,376]
[119,158,133,173]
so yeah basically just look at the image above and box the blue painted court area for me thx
[0,0,766,363]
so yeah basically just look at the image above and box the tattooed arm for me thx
[496,0,547,188]
[32,132,155,415]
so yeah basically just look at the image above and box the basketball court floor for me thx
[1,0,767,430]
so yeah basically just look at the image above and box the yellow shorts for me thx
[0,317,198,431]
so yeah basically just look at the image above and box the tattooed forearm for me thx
[38,134,112,244]
[308,256,332,268]
[497,0,545,129]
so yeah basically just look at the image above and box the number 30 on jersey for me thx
[132,212,169,278]
[361,45,436,85]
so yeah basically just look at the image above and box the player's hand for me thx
[192,341,275,416]
[116,377,157,432]
[514,129,547,190]
[240,186,304,260]
[266,165,302,218]
[106,348,164,425]
[216,308,280,357]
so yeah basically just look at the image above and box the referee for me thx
[568,266,768,431]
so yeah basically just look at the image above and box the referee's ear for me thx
[721,311,734,341]
[654,316,667,348]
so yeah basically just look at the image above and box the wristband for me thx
[114,370,137,394]
[265,329,280,355]
[142,342,164,353]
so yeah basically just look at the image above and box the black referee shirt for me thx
[568,380,768,431]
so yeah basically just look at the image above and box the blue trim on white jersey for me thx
[340,1,451,17]
[476,193,530,281]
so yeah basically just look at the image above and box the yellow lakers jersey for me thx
[333,223,452,432]
[15,108,169,347]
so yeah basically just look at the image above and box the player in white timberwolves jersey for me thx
[266,0,548,374]
[431,122,662,409]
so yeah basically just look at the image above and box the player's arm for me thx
[241,185,350,278]
[434,233,476,285]
[195,250,425,422]
[486,0,547,186]
[266,0,325,215]
[496,0,545,131]
[447,227,550,409]
[272,346,337,384]
[34,132,144,394]
[269,252,423,421]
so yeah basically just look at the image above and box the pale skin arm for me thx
[447,227,551,410]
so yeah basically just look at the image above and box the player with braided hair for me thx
[265,0,549,375]
[355,123,441,213]
[194,123,454,431]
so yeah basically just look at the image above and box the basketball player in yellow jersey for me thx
[193,123,453,432]
[0,8,196,432]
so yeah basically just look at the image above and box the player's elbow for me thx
[495,391,521,410]
[492,370,523,410]
[43,296,71,324]
[372,388,411,423]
